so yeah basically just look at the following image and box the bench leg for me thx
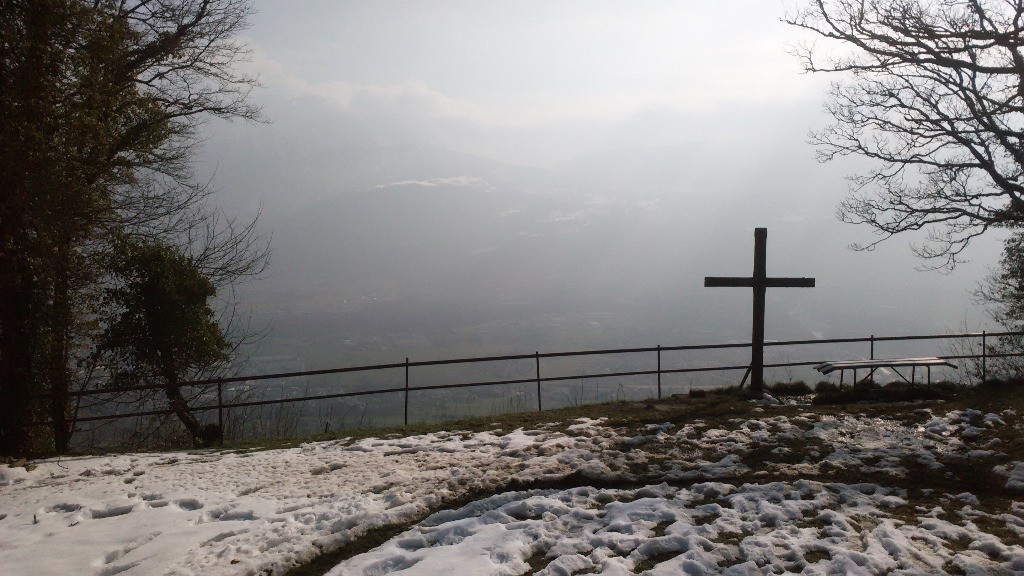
[891,367,913,385]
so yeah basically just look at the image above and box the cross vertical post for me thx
[704,228,815,393]
[751,228,767,394]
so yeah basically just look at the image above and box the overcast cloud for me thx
[228,1,828,163]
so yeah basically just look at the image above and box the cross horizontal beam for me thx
[704,277,815,288]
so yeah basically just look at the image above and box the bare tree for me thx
[785,0,1024,268]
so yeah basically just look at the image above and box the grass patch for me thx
[691,513,718,525]
[651,520,673,538]
[525,548,554,573]
[282,520,418,576]
[802,549,831,564]
[965,514,1024,546]
[796,515,828,531]
[943,536,974,554]
[743,435,830,468]
[943,561,968,575]
[634,551,680,572]
[709,531,745,546]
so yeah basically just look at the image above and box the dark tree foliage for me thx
[101,242,230,445]
[0,0,145,455]
[984,233,1024,326]
[0,0,266,456]
[977,231,1024,379]
[785,0,1024,268]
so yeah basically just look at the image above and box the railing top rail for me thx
[42,350,1011,428]
[767,331,1021,347]
[201,342,754,384]
[63,329,1024,398]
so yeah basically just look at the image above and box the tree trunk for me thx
[0,266,39,457]
[162,370,202,444]
[0,2,62,457]
[47,262,73,453]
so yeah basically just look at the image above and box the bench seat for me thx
[814,357,957,387]
[815,357,957,375]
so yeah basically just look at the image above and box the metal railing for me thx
[49,329,1024,437]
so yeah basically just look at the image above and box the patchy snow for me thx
[996,461,1024,491]
[329,481,1023,576]
[0,427,623,576]
[1,410,1022,575]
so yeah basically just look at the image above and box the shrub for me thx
[769,381,813,396]
[853,377,877,389]
[880,386,947,402]
[979,376,1024,388]
[199,424,222,447]
[814,381,838,394]
[811,388,859,405]
[813,381,956,405]
[933,380,962,391]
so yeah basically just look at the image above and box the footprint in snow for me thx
[236,484,265,497]
[47,502,82,514]
[202,528,248,545]
[174,498,203,511]
[97,531,160,565]
[93,558,144,576]
[89,505,134,519]
[203,505,258,522]
[92,532,160,576]
[364,554,420,575]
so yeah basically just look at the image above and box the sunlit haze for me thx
[198,1,1007,371]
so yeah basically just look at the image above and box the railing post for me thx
[982,331,987,384]
[657,345,662,400]
[536,351,542,412]
[870,335,875,360]
[404,357,409,427]
[217,379,224,446]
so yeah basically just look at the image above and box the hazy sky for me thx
[199,0,1009,350]
[229,1,828,164]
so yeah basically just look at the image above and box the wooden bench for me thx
[814,357,958,387]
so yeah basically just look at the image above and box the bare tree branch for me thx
[785,0,1024,267]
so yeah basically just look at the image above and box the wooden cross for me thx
[704,228,815,393]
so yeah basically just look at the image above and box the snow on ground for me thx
[330,482,1024,576]
[1,406,1023,575]
[0,426,620,576]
